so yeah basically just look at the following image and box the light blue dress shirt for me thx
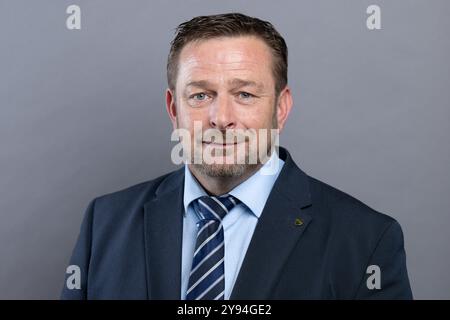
[181,151,285,300]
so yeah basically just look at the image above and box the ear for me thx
[276,86,293,132]
[165,88,178,130]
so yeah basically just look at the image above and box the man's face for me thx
[166,35,292,178]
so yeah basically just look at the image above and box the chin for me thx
[193,163,255,178]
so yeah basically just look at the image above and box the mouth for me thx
[202,141,243,147]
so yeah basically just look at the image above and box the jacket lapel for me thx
[230,148,313,299]
[143,168,184,299]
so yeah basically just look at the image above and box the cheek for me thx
[238,107,275,129]
[177,107,209,130]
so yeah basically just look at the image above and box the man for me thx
[61,13,412,299]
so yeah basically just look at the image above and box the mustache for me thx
[196,129,256,144]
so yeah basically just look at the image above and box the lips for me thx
[202,141,244,147]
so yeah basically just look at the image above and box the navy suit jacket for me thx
[61,147,412,299]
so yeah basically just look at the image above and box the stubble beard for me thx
[187,112,278,179]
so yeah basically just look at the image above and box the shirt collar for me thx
[183,151,285,218]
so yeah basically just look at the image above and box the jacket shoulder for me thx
[304,175,411,299]
[306,175,399,236]
[92,168,183,216]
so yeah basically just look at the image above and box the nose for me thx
[209,95,236,130]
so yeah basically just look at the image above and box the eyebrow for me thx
[228,78,264,91]
[185,78,265,91]
[185,80,211,89]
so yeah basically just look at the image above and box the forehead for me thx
[176,36,274,87]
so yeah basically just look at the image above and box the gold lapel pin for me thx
[295,218,303,226]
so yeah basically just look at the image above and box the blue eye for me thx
[193,93,207,100]
[239,92,253,99]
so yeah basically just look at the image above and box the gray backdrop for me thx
[1,0,449,299]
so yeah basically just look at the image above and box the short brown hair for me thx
[167,13,288,96]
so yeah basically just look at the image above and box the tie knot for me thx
[194,194,240,221]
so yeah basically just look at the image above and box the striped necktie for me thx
[186,194,240,300]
